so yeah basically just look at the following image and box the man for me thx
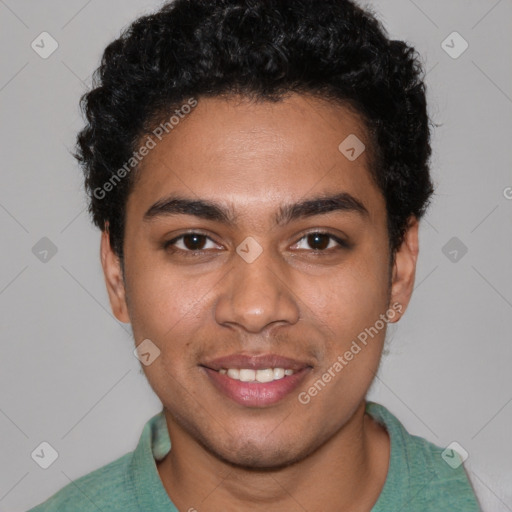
[29,0,481,510]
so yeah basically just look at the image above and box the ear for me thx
[388,215,419,323]
[100,224,130,323]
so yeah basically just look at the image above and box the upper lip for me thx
[201,354,312,371]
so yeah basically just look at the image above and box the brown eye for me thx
[164,233,220,252]
[181,234,207,250]
[306,233,330,250]
[292,232,348,251]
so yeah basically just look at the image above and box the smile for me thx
[203,366,311,407]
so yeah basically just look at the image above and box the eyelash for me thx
[163,231,350,256]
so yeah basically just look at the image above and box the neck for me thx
[157,399,389,512]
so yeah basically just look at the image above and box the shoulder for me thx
[402,433,480,510]
[27,452,136,512]
[366,401,481,511]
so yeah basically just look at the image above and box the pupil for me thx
[308,233,329,250]
[184,234,205,250]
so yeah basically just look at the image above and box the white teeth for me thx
[239,369,255,382]
[227,368,239,379]
[273,368,285,379]
[219,367,296,382]
[255,368,274,383]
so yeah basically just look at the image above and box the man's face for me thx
[102,93,417,468]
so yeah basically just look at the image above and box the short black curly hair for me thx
[75,0,434,270]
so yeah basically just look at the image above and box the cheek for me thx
[302,250,391,343]
[298,254,391,416]
[124,255,215,345]
[125,263,215,399]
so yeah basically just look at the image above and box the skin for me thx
[101,93,419,512]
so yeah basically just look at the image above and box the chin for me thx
[220,448,303,470]
[202,434,314,470]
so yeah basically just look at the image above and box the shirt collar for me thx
[126,402,411,511]
[127,409,177,511]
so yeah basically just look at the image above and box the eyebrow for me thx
[143,192,369,226]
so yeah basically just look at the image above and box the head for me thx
[76,0,434,468]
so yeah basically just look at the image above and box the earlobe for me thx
[100,226,130,324]
[388,216,420,323]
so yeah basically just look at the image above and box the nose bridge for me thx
[214,241,299,332]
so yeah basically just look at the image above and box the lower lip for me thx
[203,367,311,407]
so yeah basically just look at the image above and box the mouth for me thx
[200,354,313,407]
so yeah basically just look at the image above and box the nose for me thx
[214,245,300,333]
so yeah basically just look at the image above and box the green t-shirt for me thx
[28,401,481,511]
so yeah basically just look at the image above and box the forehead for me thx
[126,93,385,224]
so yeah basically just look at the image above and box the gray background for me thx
[0,1,511,511]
